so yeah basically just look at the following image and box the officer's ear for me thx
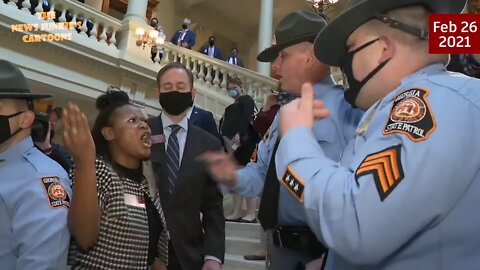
[101,126,115,142]
[378,36,395,63]
[305,45,317,67]
[20,111,36,129]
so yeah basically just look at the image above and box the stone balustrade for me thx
[158,42,279,106]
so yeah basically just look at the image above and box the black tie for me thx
[166,125,181,195]
[257,139,281,230]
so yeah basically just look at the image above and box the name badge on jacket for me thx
[151,134,166,144]
[124,193,146,208]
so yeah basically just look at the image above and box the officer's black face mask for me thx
[0,111,25,145]
[159,91,193,116]
[341,38,390,107]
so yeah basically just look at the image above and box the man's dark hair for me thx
[227,77,243,87]
[156,62,194,89]
[231,48,238,53]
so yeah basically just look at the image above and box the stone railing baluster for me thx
[34,0,43,12]
[109,30,117,47]
[198,61,205,82]
[205,64,213,85]
[7,0,18,7]
[89,21,98,39]
[99,24,108,44]
[213,66,220,87]
[79,17,88,36]
[21,0,31,12]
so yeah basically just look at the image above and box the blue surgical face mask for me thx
[228,88,239,98]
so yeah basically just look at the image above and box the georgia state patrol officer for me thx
[202,11,363,269]
[275,0,480,269]
[0,60,71,269]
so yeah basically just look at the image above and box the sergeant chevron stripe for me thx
[355,145,404,201]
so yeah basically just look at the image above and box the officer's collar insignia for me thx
[41,176,70,208]
[356,145,404,201]
[151,134,166,144]
[250,144,258,163]
[279,166,305,202]
[383,88,436,142]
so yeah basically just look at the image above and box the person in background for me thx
[49,106,73,170]
[171,18,196,49]
[0,60,71,269]
[65,90,168,270]
[149,62,225,270]
[276,0,480,269]
[32,112,70,172]
[201,36,222,59]
[219,77,258,223]
[252,93,280,137]
[225,48,244,67]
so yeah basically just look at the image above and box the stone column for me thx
[117,0,151,66]
[256,0,273,76]
[123,0,148,23]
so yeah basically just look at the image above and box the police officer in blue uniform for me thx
[0,60,71,269]
[202,11,363,269]
[276,0,480,269]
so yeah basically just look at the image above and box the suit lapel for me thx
[149,116,170,208]
[190,107,199,125]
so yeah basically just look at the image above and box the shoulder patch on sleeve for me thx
[40,176,70,209]
[383,88,436,142]
[355,145,404,201]
[279,166,305,202]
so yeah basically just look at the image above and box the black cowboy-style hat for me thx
[0,60,52,100]
[314,0,467,66]
[257,10,327,62]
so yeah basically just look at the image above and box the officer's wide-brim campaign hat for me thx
[314,0,468,66]
[0,60,52,100]
[257,10,327,62]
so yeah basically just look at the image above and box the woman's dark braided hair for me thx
[91,88,131,160]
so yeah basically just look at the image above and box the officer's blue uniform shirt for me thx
[0,137,71,269]
[275,64,480,269]
[232,76,363,226]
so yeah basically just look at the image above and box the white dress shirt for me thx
[161,113,188,165]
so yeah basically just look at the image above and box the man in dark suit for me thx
[170,18,196,49]
[148,62,225,270]
[188,105,221,140]
[225,48,244,67]
[200,36,222,59]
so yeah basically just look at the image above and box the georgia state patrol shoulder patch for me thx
[41,176,70,209]
[279,166,305,202]
[383,88,436,142]
[356,145,404,201]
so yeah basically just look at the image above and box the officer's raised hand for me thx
[279,83,330,136]
[62,102,95,163]
[201,151,239,186]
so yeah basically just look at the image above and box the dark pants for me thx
[167,242,183,270]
